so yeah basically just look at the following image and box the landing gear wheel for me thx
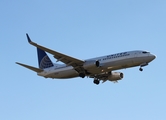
[139,67,143,71]
[93,79,100,85]
[79,73,85,78]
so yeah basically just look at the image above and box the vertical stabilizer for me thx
[37,48,54,69]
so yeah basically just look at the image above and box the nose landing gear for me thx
[139,67,143,71]
[139,63,148,71]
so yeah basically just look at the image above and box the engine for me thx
[107,72,124,81]
[83,60,100,69]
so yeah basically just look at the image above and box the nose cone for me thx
[150,54,156,61]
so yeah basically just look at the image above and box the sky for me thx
[1,0,166,120]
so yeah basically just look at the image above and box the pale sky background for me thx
[1,0,166,120]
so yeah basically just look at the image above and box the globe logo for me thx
[40,55,53,69]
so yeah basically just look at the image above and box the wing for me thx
[26,34,85,71]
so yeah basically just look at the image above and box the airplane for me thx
[16,34,156,85]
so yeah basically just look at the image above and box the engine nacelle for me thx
[108,72,124,81]
[83,60,100,69]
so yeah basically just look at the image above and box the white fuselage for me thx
[37,50,155,79]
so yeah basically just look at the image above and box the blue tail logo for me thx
[37,48,54,69]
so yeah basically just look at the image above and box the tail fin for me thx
[37,48,54,69]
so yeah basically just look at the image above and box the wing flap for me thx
[16,62,43,73]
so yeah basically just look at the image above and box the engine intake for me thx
[83,60,100,69]
[108,72,124,81]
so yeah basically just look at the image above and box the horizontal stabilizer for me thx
[16,62,43,73]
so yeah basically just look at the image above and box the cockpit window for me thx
[142,51,149,54]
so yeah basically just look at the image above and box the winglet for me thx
[26,33,32,43]
[26,33,37,46]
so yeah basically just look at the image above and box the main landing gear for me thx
[79,73,85,78]
[93,78,100,85]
